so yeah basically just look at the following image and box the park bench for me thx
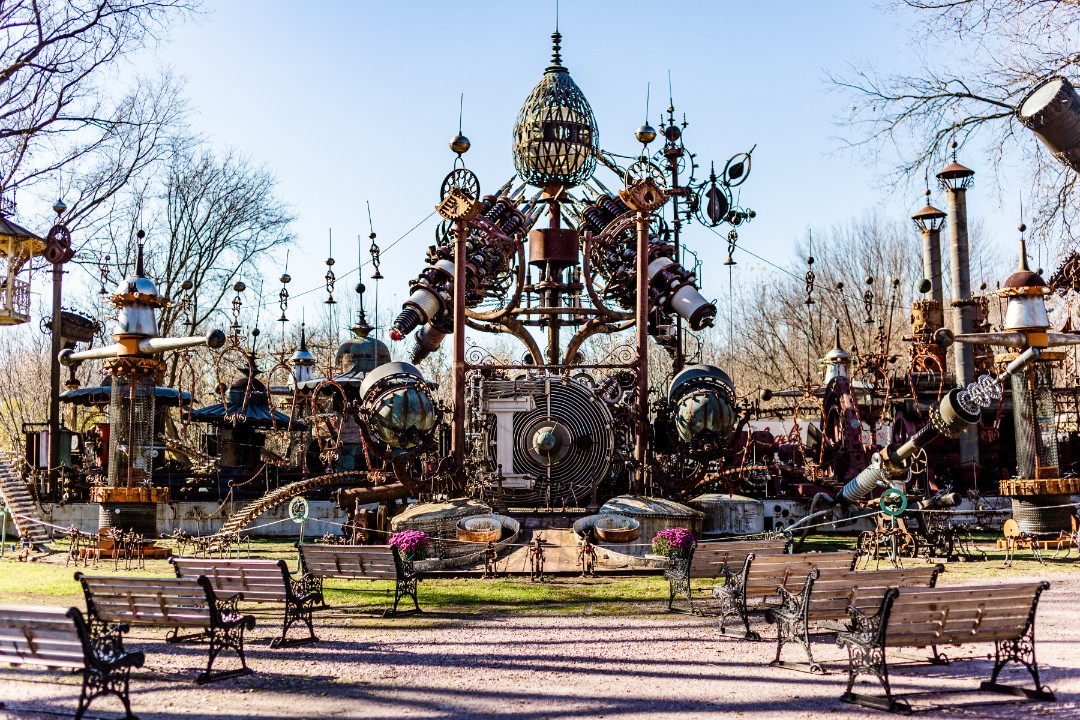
[665,538,790,613]
[713,550,858,640]
[0,604,144,720]
[836,581,1055,713]
[74,572,256,684]
[297,543,421,616]
[766,564,944,673]
[171,557,321,648]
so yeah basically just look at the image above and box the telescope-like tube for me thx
[838,347,1041,506]
[59,330,226,366]
[138,330,226,355]
[1018,77,1080,173]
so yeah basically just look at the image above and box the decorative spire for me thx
[135,230,146,277]
[299,322,308,352]
[549,30,563,70]
[1018,222,1031,272]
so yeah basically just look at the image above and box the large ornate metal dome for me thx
[512,31,599,188]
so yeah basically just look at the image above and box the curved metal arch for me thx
[563,316,637,367]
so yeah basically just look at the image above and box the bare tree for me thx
[719,210,1005,393]
[831,0,1080,244]
[0,0,196,211]
[87,141,295,349]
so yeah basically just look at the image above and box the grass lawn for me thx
[1,533,1075,614]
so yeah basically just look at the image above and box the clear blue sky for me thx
[82,1,1028,339]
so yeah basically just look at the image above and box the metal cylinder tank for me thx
[690,494,765,536]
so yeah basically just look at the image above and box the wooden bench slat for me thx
[0,649,85,667]
[0,626,81,644]
[889,597,1040,617]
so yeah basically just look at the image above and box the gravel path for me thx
[2,572,1078,719]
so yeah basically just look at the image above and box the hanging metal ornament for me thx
[368,201,383,280]
[863,276,875,324]
[43,199,73,265]
[804,256,816,306]
[724,228,738,266]
[696,163,730,227]
[723,148,753,188]
[231,281,245,334]
[324,232,336,305]
[278,272,290,323]
[98,254,111,296]
[180,278,194,328]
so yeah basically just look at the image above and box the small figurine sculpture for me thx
[529,534,546,582]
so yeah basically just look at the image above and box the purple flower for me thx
[652,527,695,558]
[389,530,431,557]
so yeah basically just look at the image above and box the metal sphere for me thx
[325,257,335,267]
[664,124,681,142]
[1019,222,1027,233]
[635,123,657,145]
[280,273,291,284]
[52,198,67,215]
[450,134,471,155]
[181,279,194,291]
[233,281,246,292]
[136,229,146,240]
[355,282,365,294]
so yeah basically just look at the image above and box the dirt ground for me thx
[2,572,1078,719]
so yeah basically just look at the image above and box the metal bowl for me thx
[456,515,503,543]
[593,514,640,543]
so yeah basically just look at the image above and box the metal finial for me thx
[135,233,146,277]
[550,30,562,68]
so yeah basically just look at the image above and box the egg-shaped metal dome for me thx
[512,31,599,188]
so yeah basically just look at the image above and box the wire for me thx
[258,210,436,308]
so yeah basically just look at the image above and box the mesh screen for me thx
[108,375,157,487]
[1011,364,1059,479]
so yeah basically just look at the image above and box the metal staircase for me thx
[208,471,359,550]
[0,455,50,549]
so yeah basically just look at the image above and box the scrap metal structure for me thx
[385,30,751,510]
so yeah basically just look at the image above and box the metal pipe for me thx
[634,210,650,495]
[138,330,225,355]
[945,184,978,466]
[921,228,944,305]
[47,264,62,488]
[451,217,467,486]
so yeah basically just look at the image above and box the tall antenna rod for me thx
[458,93,464,135]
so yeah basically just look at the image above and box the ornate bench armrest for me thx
[291,573,323,601]
[215,591,244,618]
[844,603,882,638]
[88,622,131,667]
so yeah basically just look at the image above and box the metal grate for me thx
[1011,364,1059,479]
[108,375,156,487]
